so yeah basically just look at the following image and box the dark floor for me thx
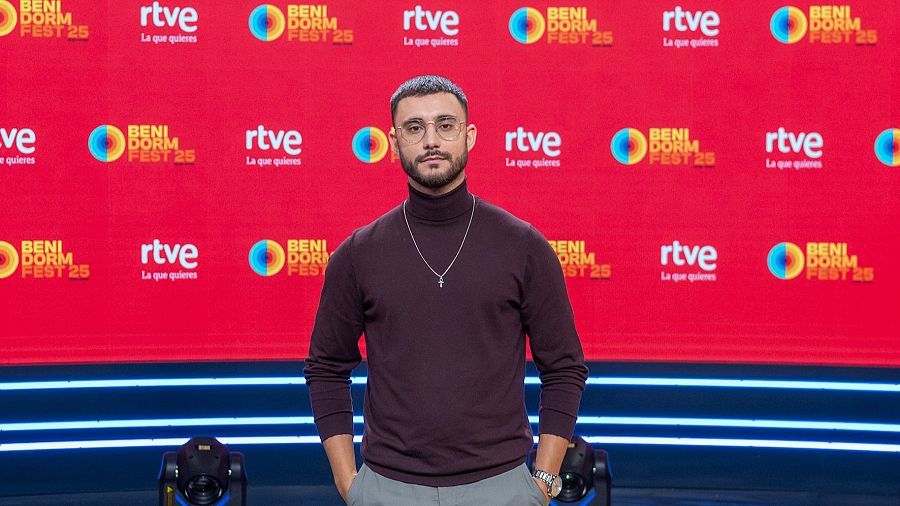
[0,487,897,506]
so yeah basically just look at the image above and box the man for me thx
[304,75,588,505]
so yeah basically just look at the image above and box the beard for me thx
[400,148,468,189]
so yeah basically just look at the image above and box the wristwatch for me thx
[531,469,562,498]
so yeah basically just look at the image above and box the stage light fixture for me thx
[159,436,246,506]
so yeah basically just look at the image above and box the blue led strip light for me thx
[4,436,900,453]
[2,377,900,392]
[0,377,313,390]
[5,416,900,433]
[583,377,900,392]
[581,437,900,452]
[1,416,335,431]
[572,416,900,432]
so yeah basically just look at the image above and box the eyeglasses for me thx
[394,118,465,145]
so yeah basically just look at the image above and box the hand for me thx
[532,476,551,504]
[337,472,357,504]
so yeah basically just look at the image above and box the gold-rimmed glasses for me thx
[394,118,465,145]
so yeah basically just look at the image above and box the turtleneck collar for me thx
[405,179,474,222]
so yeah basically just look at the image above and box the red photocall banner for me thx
[1,1,897,366]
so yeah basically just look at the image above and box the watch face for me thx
[550,475,563,496]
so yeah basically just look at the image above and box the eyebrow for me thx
[401,114,459,123]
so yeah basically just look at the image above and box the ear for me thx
[389,127,400,157]
[465,123,477,152]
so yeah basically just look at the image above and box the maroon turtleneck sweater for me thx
[304,180,588,486]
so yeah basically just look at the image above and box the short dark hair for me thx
[390,75,468,121]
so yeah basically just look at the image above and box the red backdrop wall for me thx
[1,1,897,366]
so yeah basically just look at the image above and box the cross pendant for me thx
[438,277,444,288]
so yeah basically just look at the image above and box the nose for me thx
[422,123,441,149]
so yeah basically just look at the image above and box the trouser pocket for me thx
[347,464,367,506]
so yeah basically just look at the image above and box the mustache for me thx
[415,150,452,163]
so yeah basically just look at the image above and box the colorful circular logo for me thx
[770,6,808,44]
[0,1,17,37]
[767,242,804,280]
[249,4,285,41]
[610,128,648,165]
[509,7,545,44]
[874,128,899,167]
[249,240,286,276]
[0,241,19,279]
[88,125,126,163]
[352,127,389,163]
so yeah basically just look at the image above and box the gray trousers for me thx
[346,463,549,506]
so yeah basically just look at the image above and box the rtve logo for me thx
[662,6,720,36]
[661,241,717,271]
[140,2,198,32]
[1,128,36,154]
[403,5,459,35]
[505,127,561,157]
[141,239,198,269]
[246,125,302,155]
[766,128,823,158]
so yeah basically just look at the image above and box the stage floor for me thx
[0,487,895,506]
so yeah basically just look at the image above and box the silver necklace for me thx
[402,194,476,288]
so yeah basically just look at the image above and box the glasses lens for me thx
[436,119,461,141]
[401,122,426,144]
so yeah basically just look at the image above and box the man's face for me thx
[390,92,477,192]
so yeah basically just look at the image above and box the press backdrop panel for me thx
[1,1,898,366]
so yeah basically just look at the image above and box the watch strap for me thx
[531,468,558,497]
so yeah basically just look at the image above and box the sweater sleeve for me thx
[303,234,365,441]
[521,225,589,440]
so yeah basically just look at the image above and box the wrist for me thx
[337,471,357,502]
[336,470,357,486]
[532,468,561,498]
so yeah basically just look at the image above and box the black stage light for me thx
[530,435,612,505]
[159,436,247,506]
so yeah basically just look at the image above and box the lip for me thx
[420,156,446,162]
